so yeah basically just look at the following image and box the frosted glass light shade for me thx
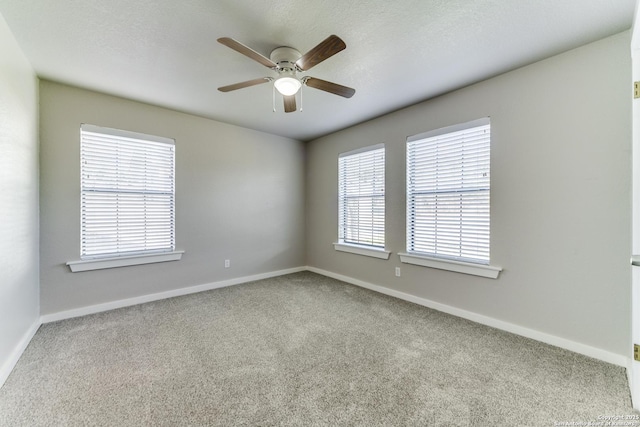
[274,76,301,96]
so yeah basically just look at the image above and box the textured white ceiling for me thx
[0,0,634,141]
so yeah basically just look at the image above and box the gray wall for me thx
[306,31,631,356]
[40,81,305,315]
[0,16,40,371]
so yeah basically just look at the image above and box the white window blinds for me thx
[80,124,175,260]
[338,144,385,248]
[406,118,490,264]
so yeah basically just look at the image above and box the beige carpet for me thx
[0,272,635,426]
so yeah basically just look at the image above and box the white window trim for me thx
[398,252,501,279]
[81,124,174,145]
[67,250,184,273]
[339,143,385,158]
[406,117,491,143]
[334,242,391,259]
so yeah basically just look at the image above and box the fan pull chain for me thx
[299,84,303,112]
[272,85,276,112]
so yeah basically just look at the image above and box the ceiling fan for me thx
[217,35,355,113]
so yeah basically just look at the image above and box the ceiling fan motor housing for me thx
[270,47,302,71]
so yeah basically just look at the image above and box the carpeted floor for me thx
[0,272,636,426]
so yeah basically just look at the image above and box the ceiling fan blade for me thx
[296,35,346,71]
[283,95,297,113]
[218,78,270,92]
[217,37,277,68]
[305,77,355,98]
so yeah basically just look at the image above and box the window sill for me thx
[398,252,502,279]
[67,251,184,272]
[334,243,391,260]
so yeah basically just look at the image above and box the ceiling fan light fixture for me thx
[274,76,301,96]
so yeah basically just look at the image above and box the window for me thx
[335,144,389,259]
[68,124,182,272]
[403,118,500,278]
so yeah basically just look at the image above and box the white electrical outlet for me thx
[225,259,230,268]
[395,267,401,277]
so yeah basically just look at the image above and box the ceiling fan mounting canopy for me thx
[217,35,355,113]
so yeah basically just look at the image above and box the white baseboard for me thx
[40,266,306,324]
[629,358,637,410]
[0,319,40,389]
[307,266,629,368]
